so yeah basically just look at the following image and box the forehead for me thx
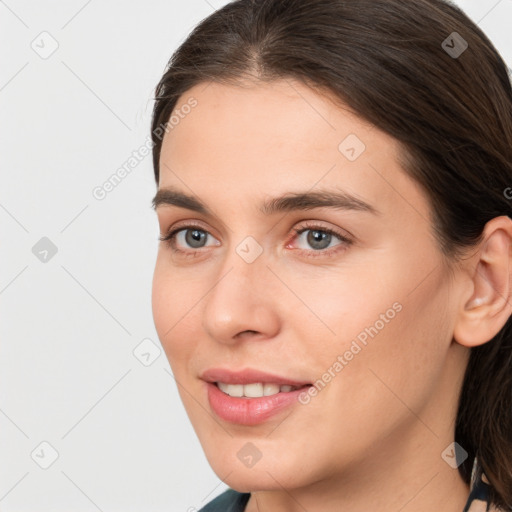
[162,78,379,163]
[158,79,430,225]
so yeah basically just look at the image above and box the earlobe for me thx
[453,216,512,348]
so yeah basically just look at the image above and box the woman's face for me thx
[152,78,468,492]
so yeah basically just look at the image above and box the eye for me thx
[159,224,220,253]
[158,221,352,258]
[288,222,352,256]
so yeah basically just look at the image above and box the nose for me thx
[202,249,281,345]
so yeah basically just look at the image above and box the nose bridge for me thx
[202,238,280,343]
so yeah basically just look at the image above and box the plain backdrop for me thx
[1,1,511,510]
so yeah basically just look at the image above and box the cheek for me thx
[151,259,201,368]
[151,261,172,343]
[290,249,453,410]
[278,260,403,360]
[319,267,453,435]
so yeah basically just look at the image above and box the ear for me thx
[453,215,512,348]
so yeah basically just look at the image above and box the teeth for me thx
[244,383,263,397]
[217,383,243,397]
[263,383,280,396]
[217,382,299,398]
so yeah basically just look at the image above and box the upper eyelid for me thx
[165,220,344,236]
[157,211,356,240]
[163,219,217,236]
[293,220,353,238]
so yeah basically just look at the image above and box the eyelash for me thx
[158,221,353,259]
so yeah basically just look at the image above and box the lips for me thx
[200,368,311,387]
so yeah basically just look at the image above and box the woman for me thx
[150,0,512,510]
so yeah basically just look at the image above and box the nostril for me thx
[236,330,259,338]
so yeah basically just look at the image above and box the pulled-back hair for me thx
[151,1,512,507]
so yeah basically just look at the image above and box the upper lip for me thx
[200,368,311,387]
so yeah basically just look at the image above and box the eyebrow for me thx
[152,186,379,216]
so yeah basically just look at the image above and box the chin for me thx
[202,441,319,493]
[215,466,300,494]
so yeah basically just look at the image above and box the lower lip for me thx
[206,382,310,425]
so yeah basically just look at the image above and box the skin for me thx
[151,78,512,512]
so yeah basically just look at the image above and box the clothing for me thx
[463,462,500,512]
[198,488,250,511]
[198,461,498,511]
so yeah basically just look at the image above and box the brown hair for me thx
[150,0,512,507]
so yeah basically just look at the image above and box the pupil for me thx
[307,230,331,250]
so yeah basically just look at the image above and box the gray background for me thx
[1,1,511,510]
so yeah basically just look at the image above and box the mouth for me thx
[201,368,313,425]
